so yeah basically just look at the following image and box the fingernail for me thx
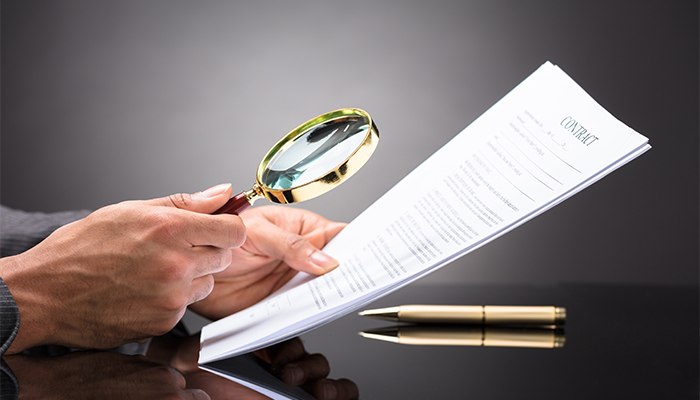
[200,183,231,198]
[311,251,339,272]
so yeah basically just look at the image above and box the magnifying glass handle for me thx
[213,192,252,215]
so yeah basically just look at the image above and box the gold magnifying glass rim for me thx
[250,108,379,205]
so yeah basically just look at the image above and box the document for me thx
[199,61,650,364]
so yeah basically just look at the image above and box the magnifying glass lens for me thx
[213,108,377,216]
[261,114,370,190]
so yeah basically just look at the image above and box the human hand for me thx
[3,351,211,400]
[148,333,359,400]
[188,206,346,320]
[0,184,243,353]
[255,338,360,400]
[184,339,359,400]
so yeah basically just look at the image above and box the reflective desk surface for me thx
[3,283,698,399]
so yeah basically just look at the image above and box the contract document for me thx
[200,61,650,364]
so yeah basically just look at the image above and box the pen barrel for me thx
[484,306,565,325]
[483,327,565,348]
[396,305,565,325]
[398,327,483,346]
[398,305,484,324]
[393,326,565,348]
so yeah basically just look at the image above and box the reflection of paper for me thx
[200,61,650,364]
[200,354,316,400]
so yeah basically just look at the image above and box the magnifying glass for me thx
[214,108,379,215]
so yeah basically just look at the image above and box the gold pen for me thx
[359,326,566,348]
[358,305,566,325]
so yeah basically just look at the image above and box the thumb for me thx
[149,183,234,214]
[245,220,341,276]
[277,232,340,275]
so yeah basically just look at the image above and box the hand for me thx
[0,184,244,353]
[188,206,346,320]
[148,334,359,400]
[183,339,360,400]
[256,338,360,400]
[3,351,211,400]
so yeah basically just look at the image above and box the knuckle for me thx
[194,275,216,303]
[149,364,184,384]
[165,264,189,282]
[284,233,308,251]
[168,193,194,209]
[85,202,131,228]
[219,248,233,270]
[160,292,190,314]
[144,209,186,244]
[209,218,244,249]
[206,248,230,273]
[153,325,175,338]
[152,208,180,229]
[226,216,247,248]
[155,253,193,283]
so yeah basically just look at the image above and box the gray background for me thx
[2,1,698,286]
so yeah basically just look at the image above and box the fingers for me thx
[157,365,212,400]
[267,338,330,386]
[153,231,232,284]
[267,338,308,371]
[259,339,358,399]
[164,248,228,305]
[304,221,347,250]
[244,216,343,275]
[177,213,247,250]
[183,389,212,400]
[189,274,216,304]
[309,378,360,400]
[273,230,338,274]
[279,354,330,386]
[139,184,247,249]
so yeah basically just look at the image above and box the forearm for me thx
[0,254,57,354]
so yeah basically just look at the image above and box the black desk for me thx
[2,283,697,399]
[301,284,699,399]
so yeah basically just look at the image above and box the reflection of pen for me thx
[359,326,566,348]
[359,305,566,325]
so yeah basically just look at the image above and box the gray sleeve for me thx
[0,277,19,357]
[1,205,91,257]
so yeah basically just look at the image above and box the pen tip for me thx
[357,306,400,319]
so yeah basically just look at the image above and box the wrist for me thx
[0,254,56,353]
